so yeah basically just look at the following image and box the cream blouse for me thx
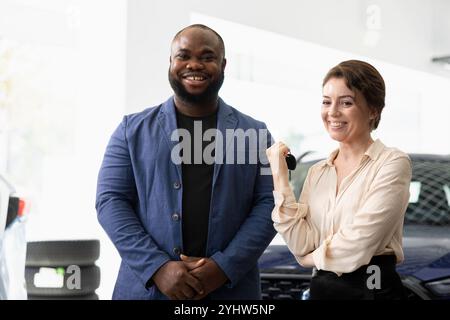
[272,139,412,275]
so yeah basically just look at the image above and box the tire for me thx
[28,293,99,300]
[26,240,100,267]
[25,265,100,297]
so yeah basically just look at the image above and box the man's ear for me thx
[169,56,172,64]
[222,58,227,71]
[369,109,377,120]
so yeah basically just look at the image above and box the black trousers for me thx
[309,255,406,300]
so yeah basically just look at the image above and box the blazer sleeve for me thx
[210,125,277,287]
[95,117,171,289]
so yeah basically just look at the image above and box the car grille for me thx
[260,273,311,300]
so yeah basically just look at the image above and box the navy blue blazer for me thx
[96,97,276,299]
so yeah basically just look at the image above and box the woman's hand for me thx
[266,141,291,189]
[298,253,316,268]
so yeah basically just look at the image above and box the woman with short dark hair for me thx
[266,60,412,300]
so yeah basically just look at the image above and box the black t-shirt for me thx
[176,109,217,257]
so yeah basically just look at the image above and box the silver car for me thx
[0,175,27,300]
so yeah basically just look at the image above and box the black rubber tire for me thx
[25,265,100,297]
[26,240,100,267]
[28,293,99,300]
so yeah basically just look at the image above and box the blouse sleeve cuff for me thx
[273,186,297,207]
[272,189,308,223]
[312,236,342,277]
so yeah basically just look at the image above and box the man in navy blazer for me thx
[96,24,276,299]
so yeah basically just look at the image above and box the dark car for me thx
[259,153,450,300]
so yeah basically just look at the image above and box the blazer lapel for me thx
[157,97,182,180]
[157,97,238,186]
[213,98,238,187]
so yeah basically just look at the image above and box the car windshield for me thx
[405,157,450,226]
[291,155,450,226]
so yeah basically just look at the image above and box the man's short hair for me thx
[173,24,225,58]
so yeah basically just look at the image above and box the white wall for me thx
[0,0,127,299]
[125,0,450,113]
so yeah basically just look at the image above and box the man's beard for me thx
[168,70,225,105]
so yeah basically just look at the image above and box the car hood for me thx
[258,245,312,275]
[400,225,450,281]
[259,225,450,281]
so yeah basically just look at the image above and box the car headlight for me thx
[425,278,450,297]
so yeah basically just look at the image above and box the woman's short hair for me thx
[322,60,385,130]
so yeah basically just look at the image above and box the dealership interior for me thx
[1,0,450,300]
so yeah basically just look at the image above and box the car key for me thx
[285,153,296,181]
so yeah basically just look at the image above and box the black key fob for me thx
[285,154,297,171]
[286,154,296,181]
